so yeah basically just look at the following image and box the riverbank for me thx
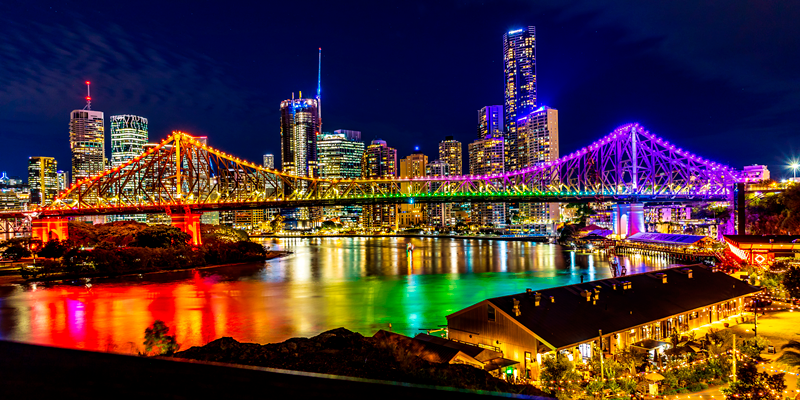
[253,233,554,242]
[0,250,292,285]
[171,327,546,396]
[0,340,542,400]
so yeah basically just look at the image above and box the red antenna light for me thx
[84,81,92,110]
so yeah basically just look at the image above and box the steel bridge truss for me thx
[42,124,739,216]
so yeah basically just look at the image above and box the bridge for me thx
[1,123,742,245]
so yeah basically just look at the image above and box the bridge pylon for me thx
[170,211,202,246]
[31,217,68,243]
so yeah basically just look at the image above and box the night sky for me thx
[1,0,799,180]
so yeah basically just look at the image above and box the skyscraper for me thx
[398,152,428,228]
[317,130,365,224]
[503,26,536,172]
[56,170,69,193]
[280,96,320,179]
[361,139,397,231]
[478,106,504,140]
[468,136,506,228]
[110,115,148,168]
[318,131,365,179]
[438,136,463,176]
[70,109,105,183]
[263,154,275,169]
[28,157,58,206]
[517,106,559,234]
[426,159,451,228]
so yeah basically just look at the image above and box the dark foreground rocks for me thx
[172,328,545,396]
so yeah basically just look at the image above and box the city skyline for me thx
[0,1,798,180]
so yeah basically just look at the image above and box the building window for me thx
[689,311,699,320]
[488,305,496,322]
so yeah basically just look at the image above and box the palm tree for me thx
[777,340,800,369]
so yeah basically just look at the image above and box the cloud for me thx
[0,11,245,122]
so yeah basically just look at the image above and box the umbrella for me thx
[644,372,665,381]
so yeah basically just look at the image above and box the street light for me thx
[790,161,800,179]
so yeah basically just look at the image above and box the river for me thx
[0,237,675,353]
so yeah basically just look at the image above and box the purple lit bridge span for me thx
[1,123,743,244]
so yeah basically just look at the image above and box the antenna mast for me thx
[84,81,92,110]
[317,47,322,123]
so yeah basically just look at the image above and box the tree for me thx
[722,362,786,400]
[2,244,31,261]
[783,266,800,300]
[321,220,337,230]
[143,320,180,356]
[131,225,190,248]
[539,353,583,399]
[269,215,285,233]
[37,239,73,259]
[776,340,800,370]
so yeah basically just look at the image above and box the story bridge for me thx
[0,123,743,245]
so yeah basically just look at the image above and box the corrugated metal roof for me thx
[627,232,707,245]
[456,265,760,350]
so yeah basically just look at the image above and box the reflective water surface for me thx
[0,237,675,352]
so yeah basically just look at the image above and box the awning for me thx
[483,357,519,372]
[630,339,671,350]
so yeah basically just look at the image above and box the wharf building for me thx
[28,157,58,206]
[468,135,506,229]
[515,106,559,235]
[280,95,320,222]
[317,130,365,224]
[361,139,397,232]
[503,26,537,173]
[398,152,428,228]
[447,265,760,380]
[426,159,452,228]
[478,106,504,140]
[70,109,105,184]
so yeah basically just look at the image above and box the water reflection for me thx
[0,238,677,352]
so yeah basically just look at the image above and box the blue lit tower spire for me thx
[317,47,322,124]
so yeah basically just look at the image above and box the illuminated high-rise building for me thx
[361,139,397,231]
[28,157,58,206]
[478,106,504,140]
[56,170,69,193]
[426,159,451,228]
[263,154,275,169]
[398,152,428,228]
[517,106,559,234]
[280,96,320,178]
[503,26,536,172]
[70,109,105,183]
[468,136,506,228]
[317,130,365,224]
[438,136,462,176]
[318,131,364,179]
[110,115,148,168]
[280,95,321,222]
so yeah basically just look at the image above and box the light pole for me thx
[791,162,799,180]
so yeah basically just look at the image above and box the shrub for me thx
[143,320,180,356]
[686,382,708,392]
